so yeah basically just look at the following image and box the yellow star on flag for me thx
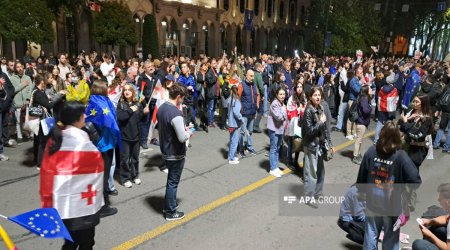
[103,108,110,115]
[90,108,97,116]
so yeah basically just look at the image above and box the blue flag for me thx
[402,69,420,109]
[85,95,122,151]
[244,10,254,31]
[8,208,73,241]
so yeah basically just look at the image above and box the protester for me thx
[238,69,258,157]
[267,87,287,177]
[285,81,306,169]
[356,121,421,250]
[352,85,373,165]
[227,85,243,164]
[302,87,334,208]
[117,83,149,188]
[40,101,103,250]
[157,84,191,220]
[11,62,33,144]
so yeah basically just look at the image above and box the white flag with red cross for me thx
[147,81,165,141]
[40,127,104,219]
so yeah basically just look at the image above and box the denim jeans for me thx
[412,239,439,250]
[164,158,185,214]
[374,120,385,144]
[363,215,399,250]
[336,102,348,130]
[239,115,255,152]
[263,85,268,115]
[228,128,240,160]
[14,108,23,139]
[207,98,215,125]
[303,146,325,198]
[433,118,450,151]
[268,130,283,171]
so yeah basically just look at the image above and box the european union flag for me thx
[85,95,122,151]
[402,69,420,109]
[8,208,73,241]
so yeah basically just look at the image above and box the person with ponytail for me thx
[227,85,243,164]
[40,101,103,249]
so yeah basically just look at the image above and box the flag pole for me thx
[0,214,8,219]
[0,225,17,250]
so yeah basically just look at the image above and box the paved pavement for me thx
[0,119,449,250]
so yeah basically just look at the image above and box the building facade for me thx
[1,0,311,60]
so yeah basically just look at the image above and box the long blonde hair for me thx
[120,83,137,103]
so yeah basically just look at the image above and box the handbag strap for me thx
[30,89,38,107]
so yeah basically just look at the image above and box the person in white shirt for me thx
[58,54,71,81]
[100,55,115,85]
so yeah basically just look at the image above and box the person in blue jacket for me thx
[227,85,243,164]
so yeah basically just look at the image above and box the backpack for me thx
[439,86,450,107]
[348,96,360,122]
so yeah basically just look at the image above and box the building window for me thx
[224,0,229,10]
[289,1,295,23]
[255,0,259,16]
[217,0,220,9]
[267,0,273,18]
[279,1,284,20]
[240,0,245,13]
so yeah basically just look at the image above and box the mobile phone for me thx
[416,218,423,226]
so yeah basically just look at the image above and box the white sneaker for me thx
[162,168,169,174]
[269,169,282,178]
[353,133,357,138]
[228,159,240,164]
[214,111,219,116]
[345,135,354,140]
[123,181,133,188]
[276,168,284,176]
[133,178,142,185]
[0,154,9,161]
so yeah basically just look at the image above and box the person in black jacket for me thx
[433,84,450,152]
[137,61,158,149]
[0,72,14,161]
[205,59,219,127]
[196,63,209,132]
[32,74,65,169]
[117,83,149,188]
[356,121,421,250]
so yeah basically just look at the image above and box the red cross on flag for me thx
[40,127,104,219]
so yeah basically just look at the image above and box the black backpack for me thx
[348,96,360,122]
[439,86,450,107]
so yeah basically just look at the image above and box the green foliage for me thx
[142,14,160,59]
[94,1,136,46]
[0,0,55,44]
[304,0,383,56]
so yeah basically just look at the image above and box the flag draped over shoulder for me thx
[378,87,399,112]
[147,81,164,140]
[7,208,73,242]
[85,95,122,150]
[40,127,104,220]
[402,70,420,109]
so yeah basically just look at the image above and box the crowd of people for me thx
[1,47,450,249]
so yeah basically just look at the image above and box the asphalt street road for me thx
[1,120,449,250]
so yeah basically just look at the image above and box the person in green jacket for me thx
[10,62,33,144]
[253,62,265,133]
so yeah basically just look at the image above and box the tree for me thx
[94,1,136,47]
[142,14,160,59]
[0,0,55,44]
[304,0,383,56]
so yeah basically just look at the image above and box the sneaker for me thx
[228,159,240,164]
[140,142,148,149]
[36,167,40,171]
[352,155,362,165]
[165,211,185,221]
[0,154,9,161]
[247,148,257,155]
[214,111,219,116]
[276,168,284,176]
[162,168,169,174]
[162,204,180,213]
[443,149,450,153]
[253,128,262,133]
[332,127,342,132]
[123,181,133,188]
[306,200,319,209]
[108,189,119,196]
[345,135,354,140]
[150,138,160,146]
[5,139,17,148]
[269,169,282,178]
[99,205,118,218]
[133,178,142,185]
[239,151,246,158]
[433,145,440,150]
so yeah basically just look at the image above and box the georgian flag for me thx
[147,81,165,142]
[377,87,399,113]
[40,127,104,219]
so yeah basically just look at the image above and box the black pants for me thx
[62,227,95,250]
[101,149,114,205]
[33,125,48,167]
[197,99,207,126]
[1,110,9,143]
[221,107,228,128]
[120,140,140,183]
